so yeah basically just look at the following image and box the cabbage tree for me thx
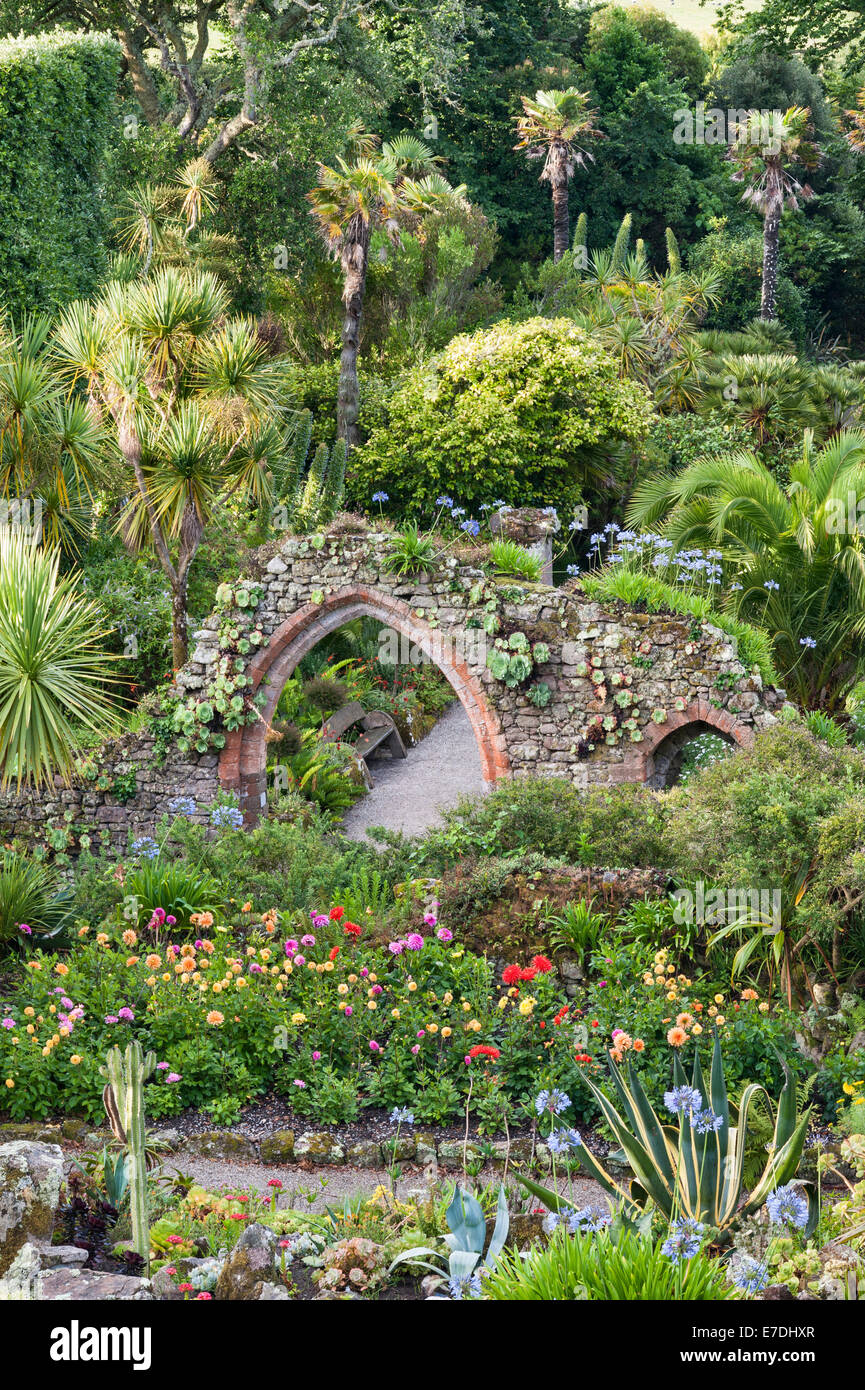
[0,528,119,788]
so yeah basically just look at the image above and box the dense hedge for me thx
[0,30,120,312]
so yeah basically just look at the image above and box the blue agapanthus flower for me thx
[448,1272,483,1300]
[661,1217,705,1264]
[547,1127,582,1153]
[664,1085,702,1116]
[730,1256,769,1294]
[436,495,454,508]
[691,1107,724,1134]
[389,1106,414,1125]
[460,518,480,536]
[535,1088,571,1117]
[168,795,197,817]
[799,636,816,649]
[372,491,389,503]
[131,836,159,860]
[766,1183,809,1230]
[211,804,243,830]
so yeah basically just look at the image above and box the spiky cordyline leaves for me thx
[124,268,230,374]
[0,528,119,789]
[192,319,294,420]
[114,180,175,261]
[117,403,222,550]
[174,157,219,230]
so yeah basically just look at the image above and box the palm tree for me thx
[52,267,296,670]
[514,89,602,262]
[627,429,865,709]
[727,107,820,321]
[308,130,463,448]
[0,528,119,789]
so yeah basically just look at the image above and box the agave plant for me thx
[389,1184,509,1297]
[518,1033,810,1232]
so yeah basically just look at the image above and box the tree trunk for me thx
[760,205,781,320]
[551,168,570,263]
[170,572,189,673]
[119,30,161,127]
[337,217,371,450]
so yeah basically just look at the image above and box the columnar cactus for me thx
[101,1041,156,1271]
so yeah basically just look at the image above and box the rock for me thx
[762,1283,795,1300]
[437,1140,484,1170]
[346,1140,382,1169]
[215,1222,281,1301]
[59,1118,89,1144]
[380,1136,416,1164]
[847,1030,865,1058]
[415,1131,438,1166]
[182,1131,259,1162]
[0,1141,64,1277]
[0,1122,61,1144]
[40,1267,153,1300]
[39,1244,89,1269]
[294,1132,345,1165]
[259,1129,295,1164]
[0,1241,44,1298]
[504,1212,547,1249]
[256,1281,292,1299]
[150,1128,182,1152]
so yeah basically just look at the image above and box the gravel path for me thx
[158,1156,604,1214]
[341,700,487,842]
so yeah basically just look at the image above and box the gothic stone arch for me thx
[217,586,511,823]
[0,528,788,847]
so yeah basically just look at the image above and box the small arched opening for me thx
[641,701,754,790]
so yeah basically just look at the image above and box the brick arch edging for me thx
[218,585,512,824]
[639,699,754,781]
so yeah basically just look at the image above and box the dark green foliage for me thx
[0,852,72,953]
[0,31,119,313]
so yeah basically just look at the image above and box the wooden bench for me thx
[320,701,407,785]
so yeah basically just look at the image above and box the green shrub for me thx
[349,318,654,518]
[79,533,173,693]
[0,31,120,313]
[412,778,670,872]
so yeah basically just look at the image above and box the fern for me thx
[737,1072,816,1189]
[337,866,393,922]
